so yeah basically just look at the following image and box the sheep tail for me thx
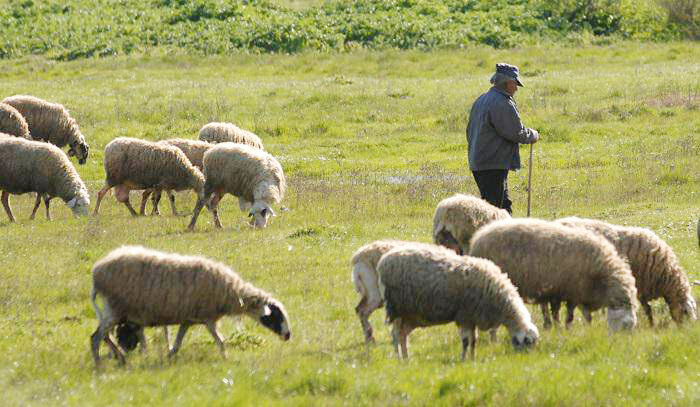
[91,287,103,321]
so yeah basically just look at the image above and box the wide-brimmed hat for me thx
[496,63,523,87]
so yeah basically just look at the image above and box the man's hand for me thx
[529,128,539,143]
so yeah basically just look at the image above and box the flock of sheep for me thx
[1,94,697,366]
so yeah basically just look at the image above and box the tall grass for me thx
[1,43,700,405]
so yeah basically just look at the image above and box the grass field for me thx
[1,42,700,405]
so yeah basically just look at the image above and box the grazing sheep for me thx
[0,134,90,221]
[556,216,697,326]
[90,246,291,365]
[93,137,205,217]
[198,122,264,149]
[432,193,510,254]
[188,143,285,230]
[0,102,30,139]
[469,218,638,332]
[377,243,539,360]
[139,138,215,216]
[2,95,89,164]
[351,240,415,344]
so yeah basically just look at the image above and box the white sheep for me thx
[377,243,539,360]
[90,245,291,365]
[0,102,30,139]
[350,240,415,344]
[556,216,697,326]
[432,193,510,254]
[1,94,89,164]
[198,122,264,149]
[93,137,205,217]
[188,142,285,230]
[139,138,215,216]
[469,218,639,332]
[0,134,90,221]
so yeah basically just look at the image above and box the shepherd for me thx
[466,63,539,215]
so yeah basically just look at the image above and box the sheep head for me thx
[68,136,89,165]
[510,320,539,350]
[249,201,275,229]
[670,294,697,323]
[607,306,637,332]
[67,189,90,216]
[247,298,291,341]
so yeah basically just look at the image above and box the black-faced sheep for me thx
[432,193,510,255]
[90,245,291,365]
[556,216,697,326]
[377,243,539,360]
[469,218,639,332]
[188,143,285,230]
[0,134,90,221]
[93,137,205,217]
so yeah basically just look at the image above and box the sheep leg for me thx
[43,195,51,220]
[168,323,191,358]
[139,190,152,216]
[489,328,498,341]
[114,185,138,216]
[642,301,654,327]
[91,322,125,365]
[167,191,178,216]
[205,321,227,358]
[550,301,562,325]
[187,194,210,230]
[137,327,147,354]
[162,326,170,349]
[581,306,592,324]
[1,191,15,222]
[93,185,112,215]
[459,325,477,361]
[30,193,42,220]
[396,321,414,360]
[151,190,163,216]
[210,192,223,228]
[565,303,576,328]
[540,303,552,329]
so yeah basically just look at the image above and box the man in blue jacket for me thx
[466,63,539,215]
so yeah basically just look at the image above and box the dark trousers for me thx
[472,169,512,215]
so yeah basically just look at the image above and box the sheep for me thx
[198,122,264,149]
[93,137,205,217]
[555,216,697,326]
[138,138,215,216]
[90,245,291,365]
[350,240,415,344]
[0,102,30,139]
[1,94,89,164]
[0,134,90,221]
[432,193,510,255]
[469,218,639,332]
[188,142,285,230]
[377,243,539,360]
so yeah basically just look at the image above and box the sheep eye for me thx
[261,208,268,217]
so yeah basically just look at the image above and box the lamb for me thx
[377,243,539,360]
[188,142,286,230]
[350,240,415,344]
[0,102,30,139]
[432,193,510,254]
[469,218,639,332]
[139,138,215,216]
[93,137,205,217]
[555,216,697,326]
[90,245,291,365]
[198,122,264,150]
[0,134,90,221]
[2,94,89,164]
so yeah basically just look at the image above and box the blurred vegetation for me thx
[0,0,685,60]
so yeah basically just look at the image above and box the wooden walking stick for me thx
[527,143,533,217]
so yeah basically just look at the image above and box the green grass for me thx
[1,42,700,405]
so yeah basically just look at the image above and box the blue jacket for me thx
[466,87,537,171]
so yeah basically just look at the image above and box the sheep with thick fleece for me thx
[2,95,89,164]
[93,137,205,217]
[556,216,697,326]
[469,218,639,332]
[0,102,30,139]
[188,143,285,230]
[139,138,215,216]
[377,243,539,360]
[433,193,510,254]
[198,122,264,149]
[0,135,90,221]
[90,245,291,365]
[351,240,415,344]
